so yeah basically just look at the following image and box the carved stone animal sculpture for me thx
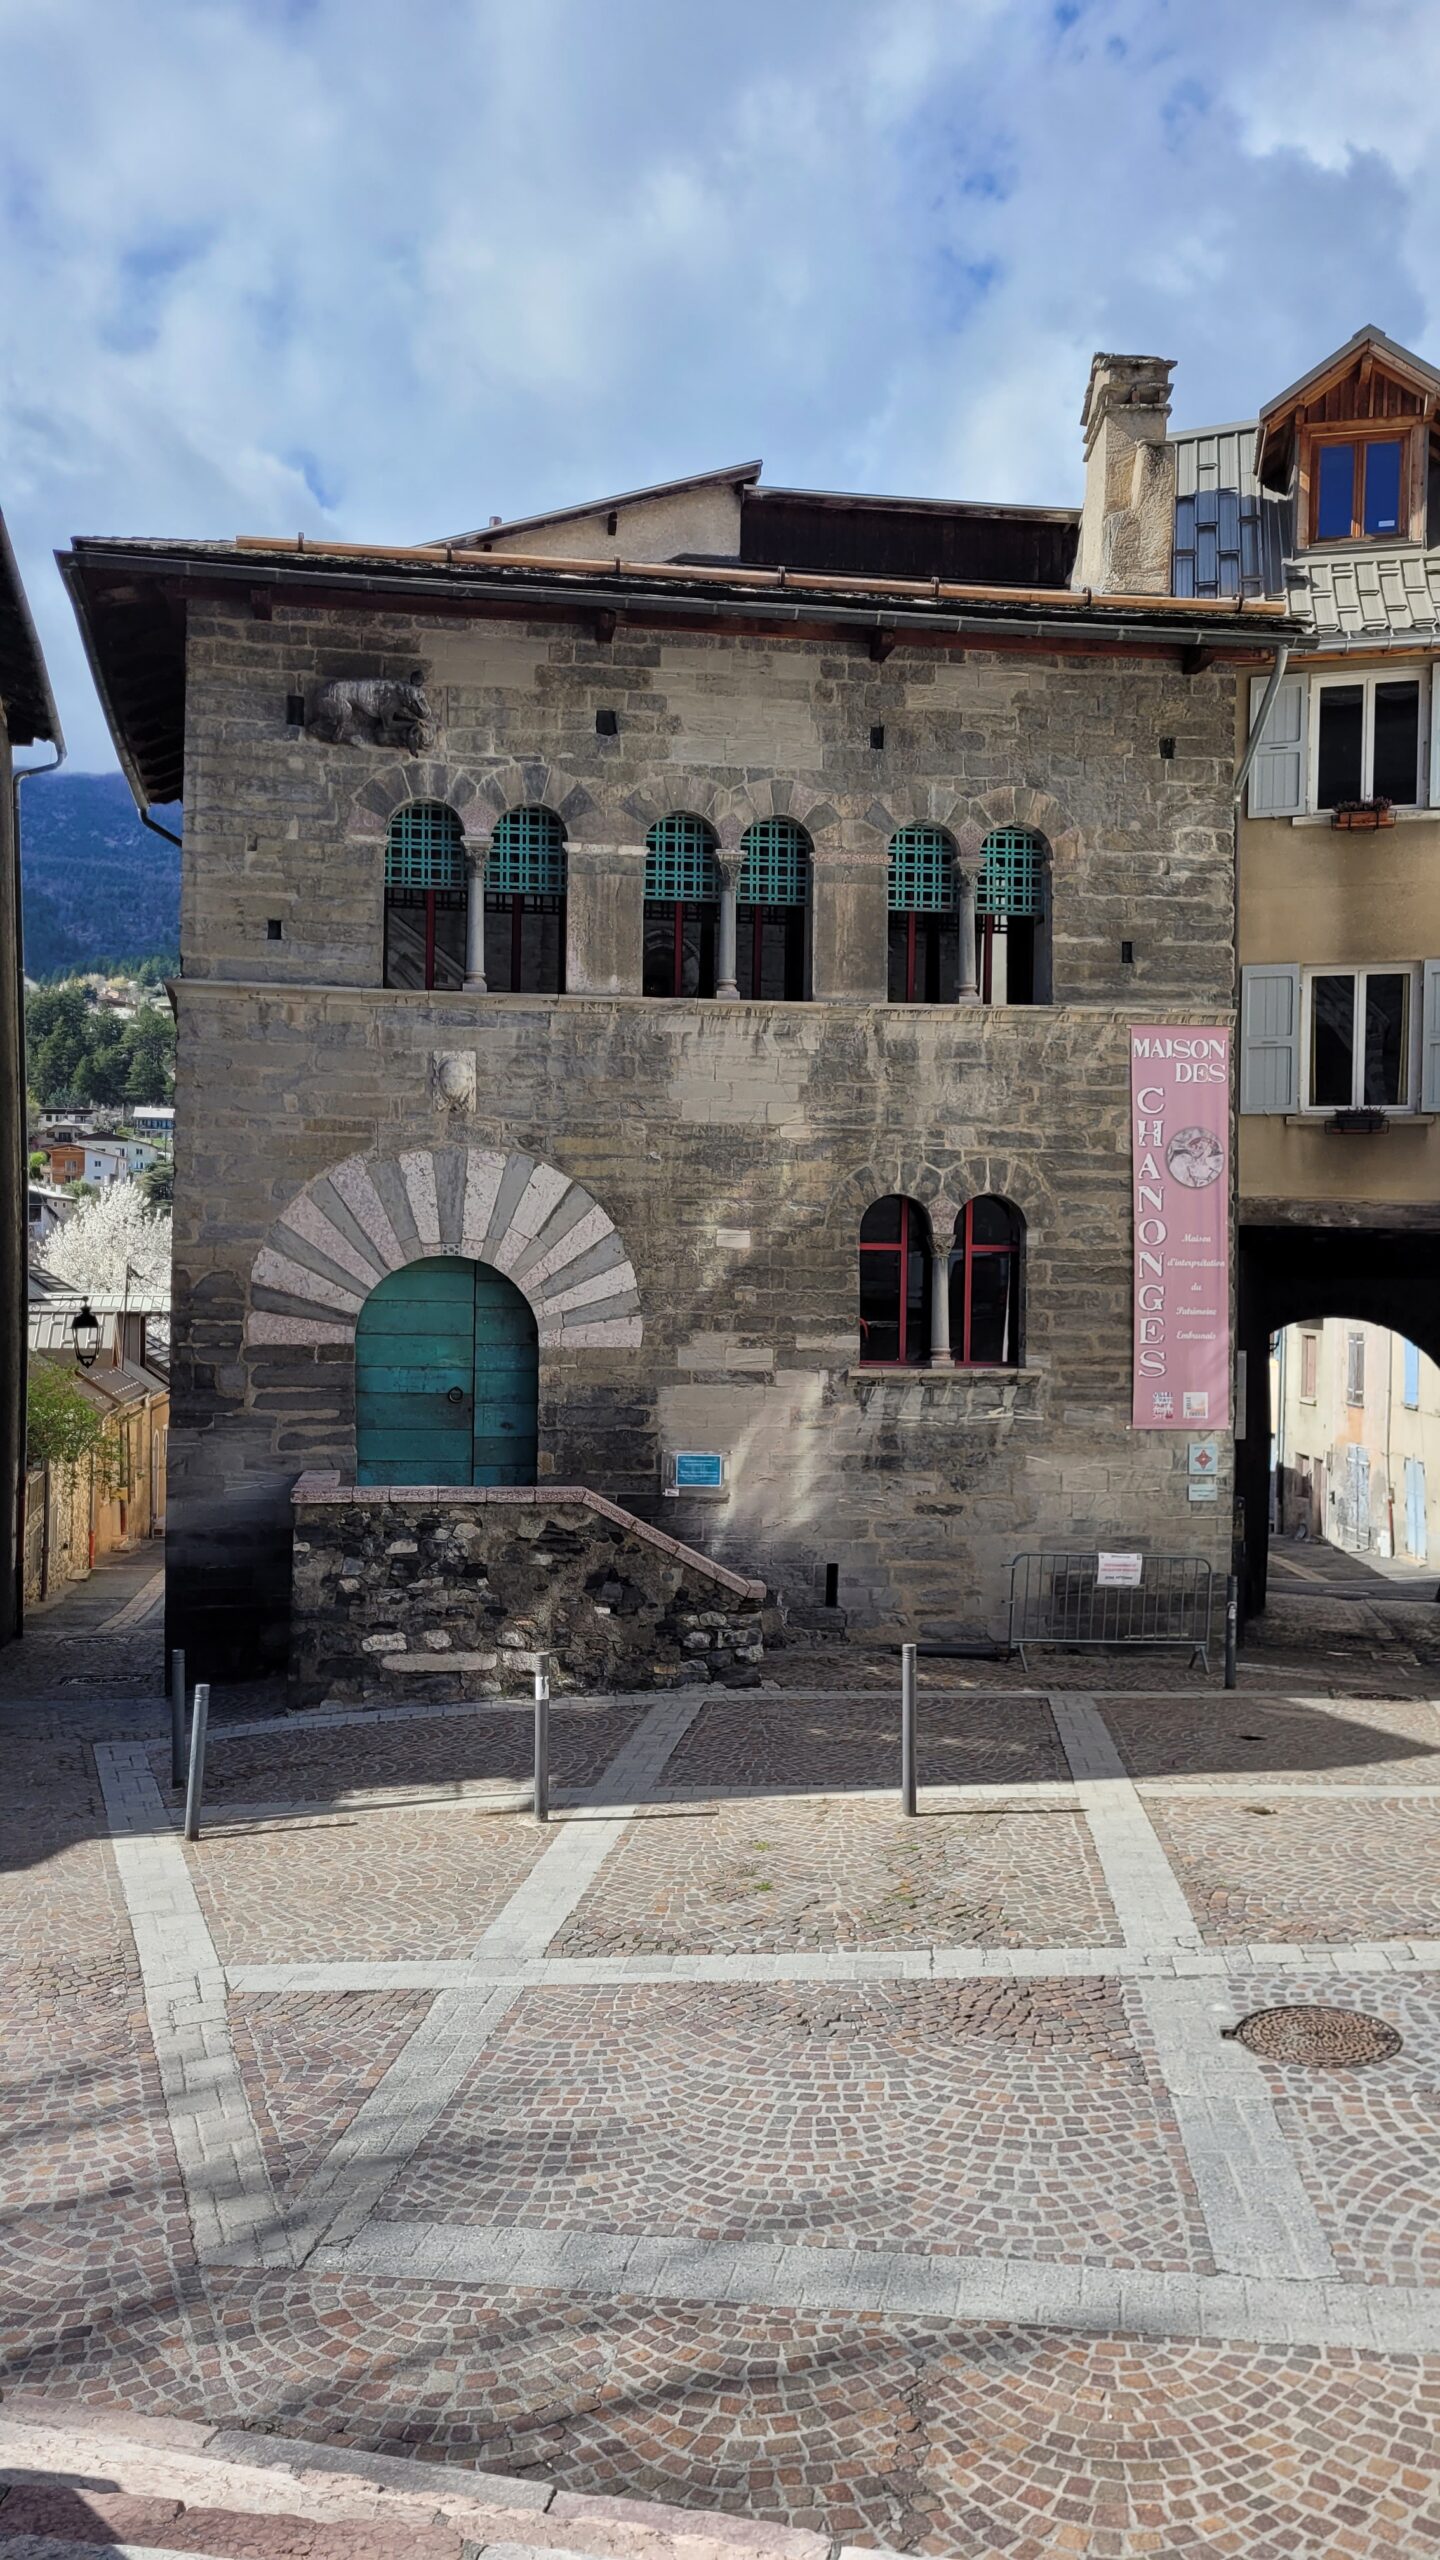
[308,676,435,751]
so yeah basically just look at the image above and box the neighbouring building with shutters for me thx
[64,354,1296,1680]
[1185,327,1440,1601]
[1272,1317,1440,1569]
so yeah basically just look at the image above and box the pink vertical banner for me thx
[1131,1027,1230,1430]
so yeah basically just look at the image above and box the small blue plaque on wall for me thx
[675,1451,724,1488]
[664,1450,728,1499]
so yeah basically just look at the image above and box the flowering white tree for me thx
[42,1179,171,1296]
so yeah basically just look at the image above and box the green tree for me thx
[28,1151,47,1180]
[140,1157,174,1206]
[123,1008,175,1103]
[26,1361,118,1492]
[75,1018,129,1106]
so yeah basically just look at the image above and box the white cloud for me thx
[1,0,1434,767]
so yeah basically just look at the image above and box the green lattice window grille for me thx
[488,806,567,897]
[645,815,721,903]
[977,826,1046,920]
[385,801,465,891]
[738,818,811,907]
[888,826,956,914]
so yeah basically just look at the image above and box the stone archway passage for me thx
[245,1145,642,1351]
[355,1258,538,1486]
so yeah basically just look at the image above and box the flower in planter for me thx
[1331,796,1395,827]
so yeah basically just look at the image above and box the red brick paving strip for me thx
[0,2487,463,2560]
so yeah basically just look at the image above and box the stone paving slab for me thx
[552,1796,1120,1958]
[1147,1793,1440,1945]
[375,1978,1210,2272]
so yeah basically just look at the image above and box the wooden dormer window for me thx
[1308,428,1413,543]
[1256,331,1440,551]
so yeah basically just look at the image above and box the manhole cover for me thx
[1223,2005,1402,2067]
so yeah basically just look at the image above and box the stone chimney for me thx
[1074,353,1176,595]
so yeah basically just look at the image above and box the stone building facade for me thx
[64,356,1295,1676]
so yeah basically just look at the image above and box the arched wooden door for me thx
[355,1258,538,1486]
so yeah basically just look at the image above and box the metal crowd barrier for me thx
[1007,1551,1213,1673]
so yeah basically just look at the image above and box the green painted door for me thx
[355,1258,538,1487]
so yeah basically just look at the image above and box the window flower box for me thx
[1325,1107,1390,1133]
[1331,798,1395,830]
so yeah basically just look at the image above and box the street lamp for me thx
[72,1301,101,1369]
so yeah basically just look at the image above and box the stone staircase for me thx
[0,2404,887,2560]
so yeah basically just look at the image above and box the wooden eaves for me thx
[60,532,1306,815]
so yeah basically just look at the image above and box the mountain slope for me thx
[20,771,181,975]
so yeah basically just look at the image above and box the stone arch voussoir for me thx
[245,1146,643,1353]
[948,785,1081,872]
[349,759,495,844]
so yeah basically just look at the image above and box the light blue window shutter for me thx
[1404,1340,1421,1408]
[1429,670,1440,807]
[1422,961,1440,1110]
[1239,964,1300,1113]
[1247,674,1307,818]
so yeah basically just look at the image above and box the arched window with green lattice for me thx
[736,818,811,999]
[644,815,721,999]
[383,802,467,991]
[887,826,958,1003]
[486,807,567,992]
[977,825,1049,1006]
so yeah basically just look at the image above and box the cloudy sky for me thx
[3,0,1435,770]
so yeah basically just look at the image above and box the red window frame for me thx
[382,883,465,991]
[858,1197,929,1366]
[951,1198,1020,1367]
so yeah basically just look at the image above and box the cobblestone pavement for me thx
[377,1979,1208,2269]
[176,1697,646,1808]
[186,1808,555,1963]
[552,1796,1119,1955]
[668,1692,1068,1791]
[11,1556,1440,2553]
[1148,1792,1440,1943]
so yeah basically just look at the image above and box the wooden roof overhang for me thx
[1256,329,1440,495]
[60,534,1304,815]
[0,510,61,749]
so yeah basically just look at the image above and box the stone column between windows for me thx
[716,865,740,1000]
[929,1249,952,1362]
[464,851,487,993]
[955,865,980,1003]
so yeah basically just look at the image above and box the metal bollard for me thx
[533,1660,550,1824]
[183,1682,210,1843]
[170,1646,186,1790]
[1223,1574,1239,1691]
[901,1641,917,1817]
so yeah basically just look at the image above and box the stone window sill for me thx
[848,1364,1046,1417]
